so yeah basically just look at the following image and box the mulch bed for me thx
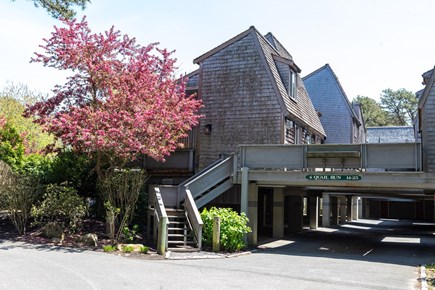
[0,214,160,258]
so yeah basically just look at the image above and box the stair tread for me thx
[168,240,197,244]
[168,233,194,237]
[168,246,199,252]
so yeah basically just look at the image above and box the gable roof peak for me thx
[193,26,258,64]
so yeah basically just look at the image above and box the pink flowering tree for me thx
[25,17,202,174]
[25,18,202,240]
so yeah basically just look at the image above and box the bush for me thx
[98,169,148,243]
[0,161,36,235]
[31,183,89,233]
[121,245,134,253]
[201,207,251,252]
[139,245,149,254]
[102,245,117,252]
[122,224,140,243]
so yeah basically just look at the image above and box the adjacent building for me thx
[303,64,365,144]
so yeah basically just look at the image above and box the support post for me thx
[352,196,359,220]
[212,216,220,252]
[309,196,319,229]
[339,196,347,224]
[241,167,249,215]
[347,196,352,221]
[358,197,363,219]
[322,193,330,227]
[157,217,168,256]
[273,187,284,238]
[332,196,339,225]
[247,182,258,246]
[241,167,249,243]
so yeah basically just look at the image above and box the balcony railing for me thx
[239,143,422,172]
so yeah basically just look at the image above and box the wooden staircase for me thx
[166,209,199,252]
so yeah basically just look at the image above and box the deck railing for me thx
[239,143,422,171]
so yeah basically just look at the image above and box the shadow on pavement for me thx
[254,218,435,267]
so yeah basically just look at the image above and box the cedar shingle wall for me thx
[198,34,283,169]
[422,84,435,172]
[304,68,353,144]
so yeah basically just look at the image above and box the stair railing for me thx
[153,187,168,255]
[183,188,203,249]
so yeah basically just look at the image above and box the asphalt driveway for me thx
[0,219,433,289]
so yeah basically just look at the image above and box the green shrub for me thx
[122,224,140,243]
[102,245,117,252]
[121,245,134,253]
[139,246,149,254]
[31,183,89,233]
[0,161,36,235]
[201,207,251,252]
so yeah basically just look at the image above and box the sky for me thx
[0,0,434,102]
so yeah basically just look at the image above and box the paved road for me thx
[0,219,434,289]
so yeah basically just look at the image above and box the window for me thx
[275,59,297,100]
[289,69,296,99]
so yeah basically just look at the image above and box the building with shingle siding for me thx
[418,66,435,172]
[303,64,365,144]
[366,126,415,144]
[191,26,326,170]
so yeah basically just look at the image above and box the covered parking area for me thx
[235,144,435,246]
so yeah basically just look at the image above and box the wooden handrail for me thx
[184,188,203,249]
[153,187,168,255]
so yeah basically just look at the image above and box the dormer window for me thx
[289,69,296,99]
[275,59,297,100]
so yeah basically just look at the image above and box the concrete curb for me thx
[165,250,251,260]
[421,266,428,290]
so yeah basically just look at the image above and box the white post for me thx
[352,196,359,220]
[241,167,249,215]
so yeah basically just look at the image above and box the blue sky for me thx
[0,0,434,101]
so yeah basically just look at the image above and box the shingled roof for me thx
[193,26,326,137]
[303,64,360,126]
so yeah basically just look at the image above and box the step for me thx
[168,240,197,245]
[168,227,189,231]
[168,246,200,252]
[168,233,194,238]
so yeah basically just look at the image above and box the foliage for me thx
[15,0,90,19]
[31,183,89,233]
[102,244,117,252]
[122,224,140,243]
[98,169,148,242]
[0,121,25,170]
[201,207,251,252]
[380,88,418,126]
[426,263,435,270]
[121,245,134,253]
[139,245,149,254]
[353,95,391,127]
[0,161,36,235]
[25,17,202,174]
[0,83,54,154]
[39,150,96,197]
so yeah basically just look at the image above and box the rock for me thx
[117,243,144,252]
[43,222,63,239]
[79,233,98,247]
